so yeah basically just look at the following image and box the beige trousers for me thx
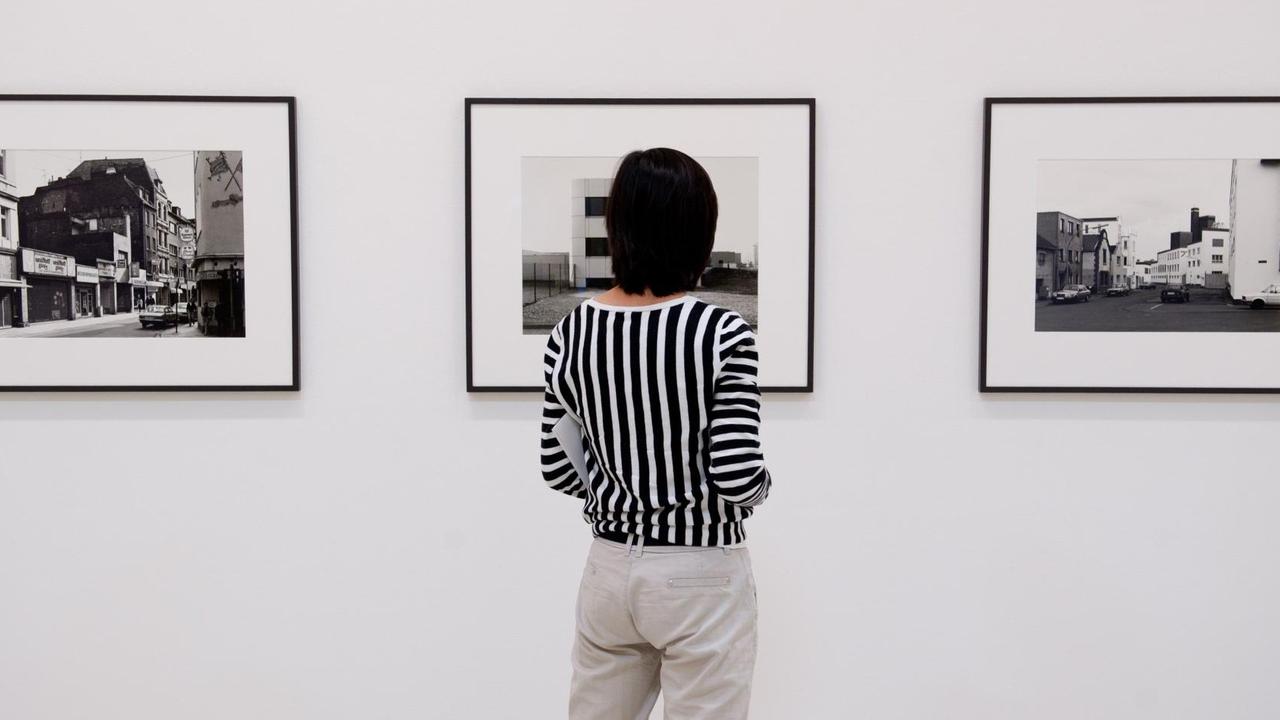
[568,534,758,719]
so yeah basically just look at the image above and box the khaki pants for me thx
[569,534,758,719]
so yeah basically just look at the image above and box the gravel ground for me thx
[522,289,759,334]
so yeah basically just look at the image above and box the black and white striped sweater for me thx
[540,293,771,546]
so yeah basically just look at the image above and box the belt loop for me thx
[721,546,730,555]
[625,532,635,556]
[635,531,645,558]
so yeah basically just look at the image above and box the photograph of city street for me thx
[521,155,759,335]
[0,148,245,338]
[1035,158,1280,332]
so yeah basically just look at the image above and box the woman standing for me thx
[540,148,772,719]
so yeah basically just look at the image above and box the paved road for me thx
[1035,288,1280,332]
[11,314,203,338]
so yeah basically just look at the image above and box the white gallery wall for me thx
[4,1,1280,718]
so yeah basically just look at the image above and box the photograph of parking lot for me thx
[0,149,246,338]
[1034,158,1280,332]
[521,155,759,335]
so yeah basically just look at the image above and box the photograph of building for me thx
[0,150,23,328]
[0,150,244,338]
[1033,159,1280,333]
[520,156,759,334]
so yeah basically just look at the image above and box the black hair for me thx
[605,148,718,296]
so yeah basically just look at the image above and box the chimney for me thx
[1191,207,1202,246]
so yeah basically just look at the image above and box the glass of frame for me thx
[466,97,815,392]
[0,95,298,391]
[982,96,1280,393]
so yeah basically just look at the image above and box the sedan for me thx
[1160,286,1192,303]
[1240,283,1280,309]
[1105,286,1132,297]
[1050,284,1091,304]
[139,304,178,328]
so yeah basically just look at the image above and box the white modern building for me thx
[1228,159,1280,300]
[1180,229,1229,287]
[1135,259,1155,287]
[569,178,613,289]
[1154,246,1189,285]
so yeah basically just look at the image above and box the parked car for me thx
[174,302,197,323]
[1160,285,1192,303]
[1050,284,1091,304]
[139,304,178,328]
[1105,286,1132,297]
[1240,283,1280,309]
[1138,281,1157,289]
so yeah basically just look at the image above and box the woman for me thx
[540,148,772,719]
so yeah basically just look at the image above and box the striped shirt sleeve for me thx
[540,321,588,498]
[706,312,771,508]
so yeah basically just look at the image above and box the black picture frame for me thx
[0,94,299,392]
[465,97,816,393]
[981,95,1280,394]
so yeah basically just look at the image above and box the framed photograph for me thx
[982,96,1280,393]
[0,95,298,390]
[465,98,815,392]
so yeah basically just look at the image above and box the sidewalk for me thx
[0,312,203,338]
[0,313,136,337]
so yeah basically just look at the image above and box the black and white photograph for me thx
[1034,159,1280,333]
[1,149,245,338]
[467,98,813,392]
[0,96,297,390]
[983,97,1280,392]
[520,155,758,335]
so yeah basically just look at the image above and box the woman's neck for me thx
[593,287,687,307]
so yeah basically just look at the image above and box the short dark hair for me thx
[605,148,718,296]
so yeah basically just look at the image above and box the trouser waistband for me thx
[593,530,745,557]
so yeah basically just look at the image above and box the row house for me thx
[0,150,21,326]
[18,157,194,311]
[1035,211,1084,297]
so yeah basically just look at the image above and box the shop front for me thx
[196,265,246,337]
[97,260,119,314]
[145,280,163,306]
[74,265,101,318]
[0,251,29,327]
[21,248,76,323]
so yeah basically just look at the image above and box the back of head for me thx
[606,148,718,296]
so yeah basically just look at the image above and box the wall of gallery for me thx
[4,1,1280,718]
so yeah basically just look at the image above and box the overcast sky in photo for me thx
[1036,159,1233,261]
[6,150,197,215]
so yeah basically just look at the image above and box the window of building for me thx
[1213,238,1224,247]
[0,150,6,178]
[585,197,607,217]
[1038,251,1045,266]
[1059,218,1065,232]
[0,207,7,241]
[1212,254,1223,263]
[585,237,609,256]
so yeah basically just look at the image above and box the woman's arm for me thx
[540,322,588,499]
[706,313,772,507]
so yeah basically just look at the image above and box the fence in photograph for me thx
[523,261,571,306]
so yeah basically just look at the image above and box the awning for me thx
[145,280,164,288]
[0,279,30,289]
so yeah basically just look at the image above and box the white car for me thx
[1050,284,1091,304]
[1241,284,1280,309]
